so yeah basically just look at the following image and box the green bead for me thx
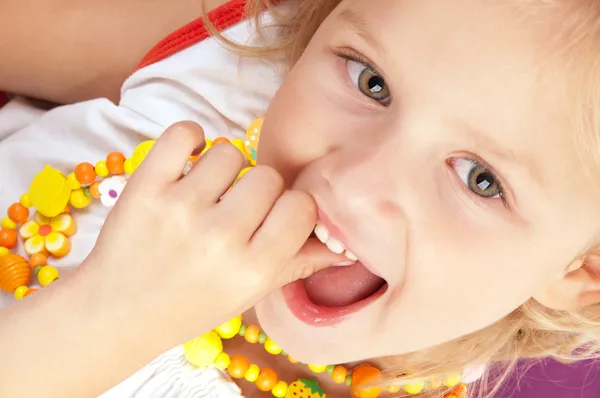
[238,324,247,337]
[326,365,335,375]
[34,265,44,275]
[258,332,267,344]
[83,187,91,198]
[344,375,353,386]
[281,350,287,357]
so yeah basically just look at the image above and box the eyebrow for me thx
[458,121,543,184]
[338,9,384,55]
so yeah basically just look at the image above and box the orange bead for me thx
[228,355,250,379]
[89,182,101,199]
[106,152,126,175]
[0,254,31,292]
[332,365,348,384]
[74,162,97,184]
[212,137,230,145]
[255,368,278,392]
[29,253,47,267]
[0,229,18,249]
[244,325,260,343]
[62,205,72,214]
[351,365,383,398]
[24,288,37,297]
[7,203,29,224]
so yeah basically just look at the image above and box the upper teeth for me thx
[314,223,359,261]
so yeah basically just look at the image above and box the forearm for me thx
[0,267,165,398]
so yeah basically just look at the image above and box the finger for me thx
[216,166,284,239]
[178,142,245,204]
[133,121,206,185]
[250,190,317,266]
[276,238,350,287]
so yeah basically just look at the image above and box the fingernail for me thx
[332,260,355,267]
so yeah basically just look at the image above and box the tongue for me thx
[304,262,385,307]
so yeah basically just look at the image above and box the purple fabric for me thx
[495,360,600,397]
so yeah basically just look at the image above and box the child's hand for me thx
[79,121,344,347]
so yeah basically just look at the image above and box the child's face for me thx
[255,0,600,364]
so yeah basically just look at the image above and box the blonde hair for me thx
[205,0,600,395]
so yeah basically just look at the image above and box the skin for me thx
[2,1,600,397]
[0,0,230,104]
[255,0,600,365]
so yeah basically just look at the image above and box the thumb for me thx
[275,238,352,287]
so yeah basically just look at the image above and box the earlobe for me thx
[534,256,600,311]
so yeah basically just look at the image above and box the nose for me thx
[325,142,406,221]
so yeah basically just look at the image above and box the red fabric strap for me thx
[136,0,247,71]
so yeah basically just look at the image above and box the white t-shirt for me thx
[0,15,284,398]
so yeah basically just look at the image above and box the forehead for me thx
[329,0,598,202]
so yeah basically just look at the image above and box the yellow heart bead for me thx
[245,364,260,382]
[264,338,283,355]
[183,331,223,367]
[1,218,16,230]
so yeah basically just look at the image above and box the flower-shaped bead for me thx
[19,212,76,257]
[98,176,127,207]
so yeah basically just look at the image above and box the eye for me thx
[347,59,391,105]
[452,158,503,199]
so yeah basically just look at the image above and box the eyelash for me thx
[449,157,508,207]
[332,47,390,105]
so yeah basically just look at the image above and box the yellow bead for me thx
[37,265,59,286]
[308,364,328,373]
[14,285,29,300]
[386,385,401,393]
[201,139,213,155]
[264,338,283,355]
[214,315,242,339]
[444,375,461,387]
[429,379,442,389]
[231,138,245,153]
[404,382,425,394]
[1,218,16,230]
[95,161,109,178]
[0,247,9,257]
[214,352,231,370]
[69,188,92,209]
[123,158,136,175]
[19,194,32,208]
[244,364,260,382]
[67,173,81,190]
[271,381,288,398]
[183,331,223,367]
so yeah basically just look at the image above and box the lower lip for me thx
[282,279,387,327]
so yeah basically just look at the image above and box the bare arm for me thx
[0,0,229,104]
[0,267,169,398]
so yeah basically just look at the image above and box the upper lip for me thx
[315,204,385,280]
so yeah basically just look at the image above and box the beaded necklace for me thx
[0,118,472,398]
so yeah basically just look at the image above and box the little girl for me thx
[1,0,600,397]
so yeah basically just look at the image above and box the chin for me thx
[256,287,382,365]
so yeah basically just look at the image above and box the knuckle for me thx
[250,165,284,190]
[165,121,205,145]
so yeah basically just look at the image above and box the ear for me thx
[534,252,600,311]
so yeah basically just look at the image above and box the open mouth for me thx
[282,222,388,326]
